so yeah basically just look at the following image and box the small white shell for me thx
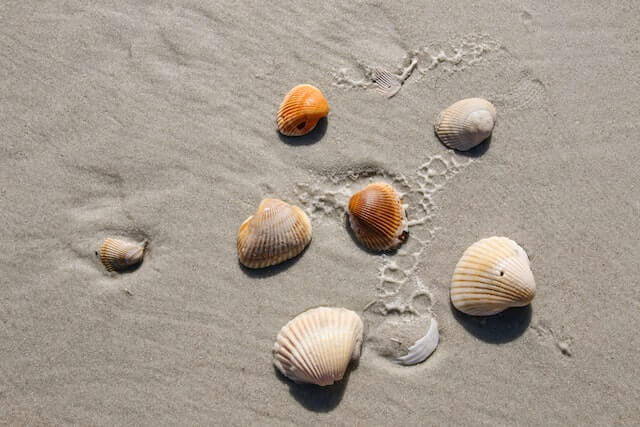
[273,307,364,386]
[434,98,497,151]
[372,68,402,98]
[395,318,439,365]
[99,238,147,272]
[451,237,536,316]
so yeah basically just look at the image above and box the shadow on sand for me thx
[238,245,310,278]
[451,301,532,344]
[274,358,358,412]
[435,133,492,158]
[277,117,328,146]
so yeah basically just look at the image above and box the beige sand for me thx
[1,1,639,425]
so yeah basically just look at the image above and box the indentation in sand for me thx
[531,321,574,358]
[332,34,501,93]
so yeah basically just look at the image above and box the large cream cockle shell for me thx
[451,237,536,316]
[237,198,312,269]
[435,98,497,151]
[273,307,364,386]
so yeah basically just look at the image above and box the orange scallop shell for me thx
[347,182,408,251]
[277,84,329,136]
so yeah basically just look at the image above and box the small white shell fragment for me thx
[372,68,402,98]
[371,57,418,99]
[395,318,439,365]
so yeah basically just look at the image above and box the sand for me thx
[1,1,639,425]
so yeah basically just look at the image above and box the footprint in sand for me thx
[294,152,472,362]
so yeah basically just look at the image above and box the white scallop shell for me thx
[451,237,536,316]
[395,318,439,365]
[434,98,497,151]
[100,238,147,272]
[273,307,364,386]
[372,68,402,98]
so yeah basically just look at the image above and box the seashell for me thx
[372,67,402,98]
[396,318,439,365]
[277,84,329,136]
[237,198,312,269]
[451,237,536,316]
[434,98,497,151]
[371,58,417,99]
[273,307,364,386]
[347,182,408,251]
[99,238,147,272]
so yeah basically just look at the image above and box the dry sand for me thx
[1,1,639,425]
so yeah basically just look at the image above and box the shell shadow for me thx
[274,358,357,412]
[343,213,406,256]
[434,133,492,158]
[451,300,532,344]
[277,117,328,146]
[238,244,309,278]
[94,251,144,275]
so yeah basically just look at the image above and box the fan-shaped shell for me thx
[277,84,329,136]
[347,182,408,251]
[100,238,147,272]
[237,198,312,269]
[273,307,364,386]
[451,237,536,316]
[434,98,497,151]
[396,318,439,365]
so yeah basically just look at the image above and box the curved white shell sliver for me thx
[395,318,439,365]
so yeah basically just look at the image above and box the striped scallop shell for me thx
[277,84,329,136]
[100,238,147,272]
[434,98,497,151]
[347,182,408,251]
[237,198,312,269]
[273,307,364,386]
[451,237,536,316]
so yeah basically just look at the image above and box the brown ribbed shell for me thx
[237,198,312,269]
[99,238,147,272]
[273,307,364,386]
[434,98,497,151]
[347,182,408,251]
[277,84,329,136]
[451,237,536,316]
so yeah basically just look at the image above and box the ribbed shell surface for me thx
[347,182,408,251]
[434,98,497,151]
[237,198,312,269]
[451,237,536,316]
[99,238,146,272]
[273,307,364,386]
[277,84,329,136]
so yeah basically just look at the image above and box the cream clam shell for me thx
[237,198,312,269]
[434,98,497,151]
[273,307,364,386]
[451,237,536,316]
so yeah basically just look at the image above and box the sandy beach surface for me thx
[2,1,639,425]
